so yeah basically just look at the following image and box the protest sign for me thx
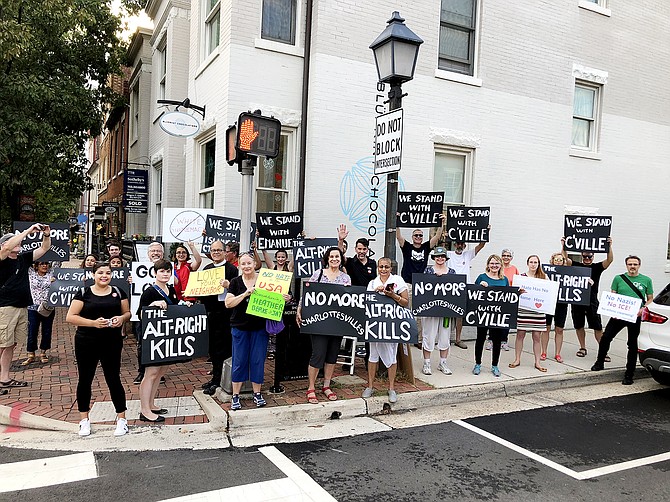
[513,275,559,315]
[201,215,256,254]
[396,192,444,228]
[46,269,86,307]
[411,273,467,317]
[246,288,285,321]
[365,292,418,344]
[13,221,70,262]
[563,215,612,252]
[183,267,225,297]
[464,285,519,329]
[140,304,209,365]
[542,264,591,305]
[130,262,174,322]
[292,238,338,278]
[598,291,642,323]
[255,268,293,295]
[84,267,130,297]
[299,283,366,338]
[256,211,303,250]
[162,208,210,244]
[445,207,490,243]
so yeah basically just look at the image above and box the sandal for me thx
[0,379,28,388]
[306,389,319,404]
[535,364,548,373]
[322,386,338,401]
[540,353,547,361]
[40,354,49,363]
[555,354,563,363]
[604,355,611,363]
[576,348,587,358]
[20,355,35,366]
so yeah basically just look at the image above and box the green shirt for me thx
[611,273,653,300]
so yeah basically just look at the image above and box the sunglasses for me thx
[413,234,423,238]
[378,264,391,269]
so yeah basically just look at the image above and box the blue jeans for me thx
[27,308,54,352]
[231,327,268,384]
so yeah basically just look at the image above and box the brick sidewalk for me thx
[1,309,432,423]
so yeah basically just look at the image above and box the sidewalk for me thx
[0,293,643,432]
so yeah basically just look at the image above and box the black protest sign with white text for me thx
[46,269,86,307]
[299,283,366,338]
[13,221,70,262]
[84,267,130,297]
[256,211,303,250]
[201,215,256,254]
[445,207,490,243]
[411,273,468,318]
[396,192,444,228]
[563,215,611,252]
[542,264,591,305]
[141,304,209,365]
[292,238,338,278]
[365,293,418,344]
[463,285,519,329]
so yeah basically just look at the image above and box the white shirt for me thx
[447,249,476,283]
[367,273,408,295]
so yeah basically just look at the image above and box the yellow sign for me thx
[183,267,226,297]
[254,268,293,295]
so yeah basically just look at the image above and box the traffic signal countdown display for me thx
[235,113,281,159]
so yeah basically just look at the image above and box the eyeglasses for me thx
[210,249,224,253]
[378,264,391,269]
[502,254,512,258]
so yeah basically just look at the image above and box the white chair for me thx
[338,336,357,375]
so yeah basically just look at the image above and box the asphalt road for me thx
[3,388,670,502]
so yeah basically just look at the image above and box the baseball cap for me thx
[0,233,15,247]
[431,246,448,258]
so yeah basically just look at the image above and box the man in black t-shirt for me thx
[563,237,613,358]
[396,215,445,284]
[0,224,51,388]
[337,226,377,287]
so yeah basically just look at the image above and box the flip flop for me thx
[555,355,564,363]
[540,353,547,361]
[508,362,520,368]
[535,365,548,373]
[0,379,28,388]
[576,348,587,357]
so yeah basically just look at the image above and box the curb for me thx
[192,390,228,431]
[0,404,78,433]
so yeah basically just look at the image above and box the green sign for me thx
[246,288,285,321]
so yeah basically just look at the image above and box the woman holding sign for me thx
[225,252,269,410]
[509,255,548,372]
[296,247,351,404]
[173,242,202,302]
[363,257,409,403]
[137,259,181,422]
[473,254,510,377]
[66,262,131,437]
[543,253,569,363]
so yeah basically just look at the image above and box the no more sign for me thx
[374,108,403,175]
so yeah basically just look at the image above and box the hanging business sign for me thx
[159,111,201,138]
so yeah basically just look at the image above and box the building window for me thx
[255,131,299,212]
[572,82,601,151]
[433,148,473,207]
[130,85,139,141]
[261,0,296,45]
[204,0,220,56]
[158,45,167,101]
[154,163,163,235]
[438,0,477,76]
[200,138,216,209]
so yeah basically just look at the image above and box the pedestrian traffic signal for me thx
[226,124,237,165]
[235,112,281,158]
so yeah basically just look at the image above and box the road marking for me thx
[0,452,97,493]
[454,419,670,480]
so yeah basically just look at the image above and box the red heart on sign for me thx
[535,302,543,308]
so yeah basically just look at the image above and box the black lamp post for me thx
[370,12,423,264]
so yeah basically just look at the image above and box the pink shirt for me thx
[503,265,519,285]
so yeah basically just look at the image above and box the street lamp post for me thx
[370,12,423,264]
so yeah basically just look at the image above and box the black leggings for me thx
[75,334,127,413]
[475,328,507,366]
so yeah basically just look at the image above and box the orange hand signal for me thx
[239,118,259,151]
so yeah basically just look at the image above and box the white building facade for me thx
[137,0,670,287]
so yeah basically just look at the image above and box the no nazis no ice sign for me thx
[374,108,403,175]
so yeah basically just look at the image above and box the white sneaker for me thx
[438,361,453,375]
[361,387,373,398]
[422,362,432,375]
[485,340,493,351]
[78,418,91,437]
[501,341,510,351]
[114,417,128,437]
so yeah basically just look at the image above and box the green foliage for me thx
[0,0,126,227]
[120,0,146,16]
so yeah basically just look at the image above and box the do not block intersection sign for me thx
[374,108,403,175]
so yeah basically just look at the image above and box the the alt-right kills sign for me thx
[374,108,403,175]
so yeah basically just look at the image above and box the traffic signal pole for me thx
[239,157,255,253]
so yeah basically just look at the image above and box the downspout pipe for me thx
[298,0,313,212]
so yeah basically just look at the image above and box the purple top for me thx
[308,268,352,286]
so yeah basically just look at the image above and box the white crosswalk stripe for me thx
[0,452,97,493]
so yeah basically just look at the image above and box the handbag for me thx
[37,301,54,317]
[266,319,285,334]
